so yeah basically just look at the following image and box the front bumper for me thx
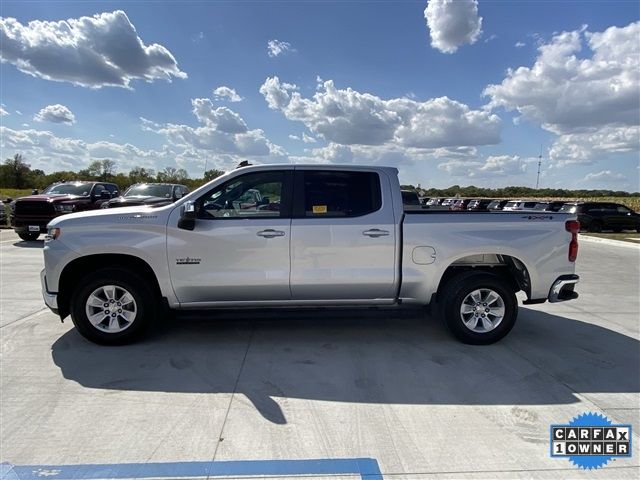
[12,215,54,233]
[548,274,580,303]
[40,269,59,314]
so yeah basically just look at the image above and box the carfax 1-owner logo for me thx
[550,412,632,469]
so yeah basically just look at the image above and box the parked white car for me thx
[502,200,539,211]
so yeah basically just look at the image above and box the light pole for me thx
[535,146,543,189]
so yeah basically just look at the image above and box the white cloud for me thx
[549,126,640,166]
[15,110,22,115]
[191,99,248,133]
[514,41,525,48]
[0,106,8,116]
[142,97,285,161]
[34,104,76,125]
[484,22,640,166]
[0,11,187,88]
[424,0,483,54]
[260,76,501,148]
[582,170,626,183]
[0,125,216,174]
[212,86,243,102]
[302,132,316,143]
[267,39,295,57]
[438,155,528,178]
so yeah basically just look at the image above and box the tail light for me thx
[565,220,579,262]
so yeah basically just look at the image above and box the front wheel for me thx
[18,231,39,241]
[70,268,157,345]
[438,271,518,345]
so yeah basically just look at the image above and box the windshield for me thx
[125,184,173,198]
[42,183,93,196]
[560,204,578,213]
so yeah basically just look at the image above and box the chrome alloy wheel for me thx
[459,288,505,333]
[85,285,137,333]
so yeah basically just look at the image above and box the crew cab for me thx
[11,181,119,241]
[41,165,580,345]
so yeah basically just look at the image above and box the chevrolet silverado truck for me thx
[11,181,120,241]
[41,165,580,345]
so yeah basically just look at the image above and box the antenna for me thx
[535,145,543,189]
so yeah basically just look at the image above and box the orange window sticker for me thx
[312,205,328,214]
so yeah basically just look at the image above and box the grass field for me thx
[543,196,640,211]
[0,189,32,201]
[581,232,640,244]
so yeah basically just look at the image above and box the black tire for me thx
[589,221,603,233]
[70,267,157,345]
[18,231,39,241]
[438,271,518,345]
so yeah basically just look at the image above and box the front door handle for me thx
[363,228,390,238]
[257,229,286,238]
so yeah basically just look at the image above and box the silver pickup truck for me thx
[41,164,580,345]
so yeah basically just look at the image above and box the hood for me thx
[48,203,176,228]
[108,196,171,206]
[15,194,84,203]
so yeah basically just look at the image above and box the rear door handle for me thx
[363,228,390,238]
[257,229,286,238]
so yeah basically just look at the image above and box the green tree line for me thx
[0,155,225,191]
[401,184,639,198]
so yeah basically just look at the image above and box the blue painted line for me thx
[1,458,383,480]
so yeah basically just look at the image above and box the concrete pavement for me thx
[1,229,638,479]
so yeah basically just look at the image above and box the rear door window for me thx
[297,170,381,218]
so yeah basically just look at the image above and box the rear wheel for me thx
[18,232,39,241]
[438,271,518,345]
[70,268,157,345]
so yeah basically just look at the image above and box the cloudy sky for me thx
[1,1,638,190]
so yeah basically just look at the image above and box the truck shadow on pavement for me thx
[51,308,639,424]
[11,240,44,248]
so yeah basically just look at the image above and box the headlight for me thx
[54,204,75,213]
[45,227,61,241]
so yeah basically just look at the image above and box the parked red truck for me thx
[10,181,120,240]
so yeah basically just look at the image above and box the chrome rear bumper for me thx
[548,274,579,303]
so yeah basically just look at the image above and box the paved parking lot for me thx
[1,229,639,479]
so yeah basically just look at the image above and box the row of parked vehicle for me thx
[5,181,189,241]
[401,191,640,233]
[4,182,639,241]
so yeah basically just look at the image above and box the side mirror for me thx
[3,198,12,204]
[32,189,39,195]
[178,201,197,230]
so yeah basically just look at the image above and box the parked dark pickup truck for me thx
[10,181,120,241]
[104,183,189,209]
